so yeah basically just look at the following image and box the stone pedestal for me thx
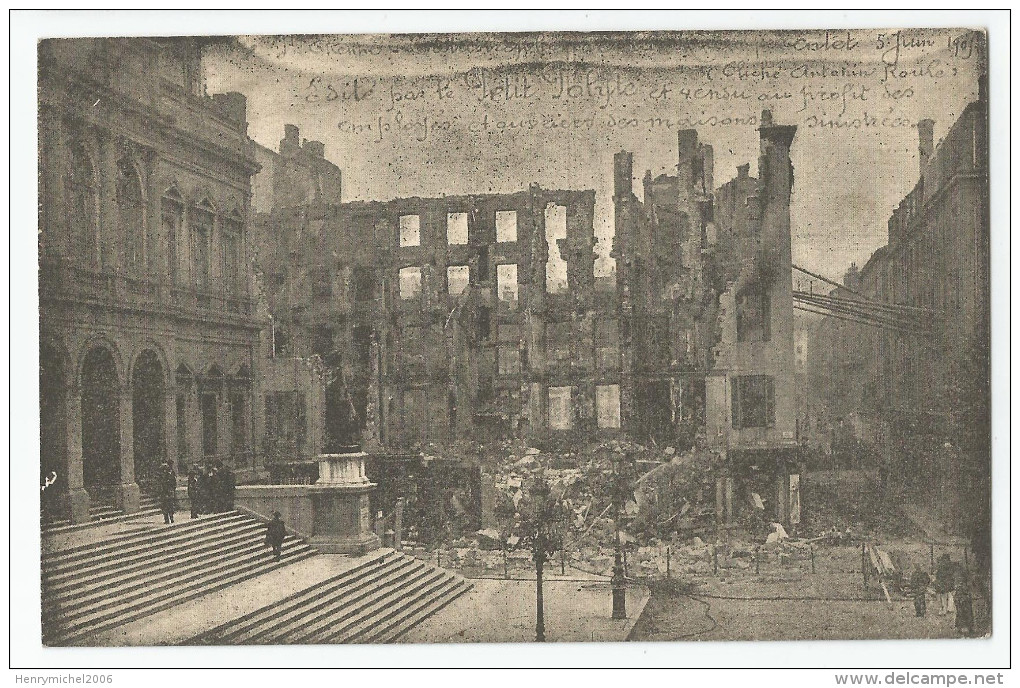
[307,453,380,555]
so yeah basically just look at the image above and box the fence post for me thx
[810,544,815,574]
[862,542,869,586]
[503,546,509,579]
[666,546,671,579]
[754,546,760,575]
[713,545,718,575]
[930,541,935,573]
[560,545,566,576]
[437,548,441,568]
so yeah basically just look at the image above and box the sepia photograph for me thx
[11,9,1009,677]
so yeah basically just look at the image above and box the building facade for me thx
[39,38,263,523]
[613,113,801,527]
[807,98,989,530]
[254,182,623,454]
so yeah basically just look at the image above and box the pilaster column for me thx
[165,385,179,473]
[64,387,90,523]
[118,386,140,512]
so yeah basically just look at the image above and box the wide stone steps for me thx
[187,551,472,645]
[42,511,316,646]
[44,514,260,584]
[41,493,161,532]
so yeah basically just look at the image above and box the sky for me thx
[203,29,983,286]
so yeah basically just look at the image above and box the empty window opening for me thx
[497,263,519,302]
[354,267,376,302]
[447,265,470,296]
[496,210,518,243]
[548,386,572,430]
[545,204,568,293]
[399,266,422,300]
[596,384,621,429]
[447,212,469,245]
[399,214,420,247]
[731,375,775,429]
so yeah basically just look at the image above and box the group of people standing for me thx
[910,553,975,637]
[186,462,237,519]
[153,460,237,524]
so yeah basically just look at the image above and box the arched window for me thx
[162,188,184,284]
[117,158,145,276]
[66,142,98,266]
[192,198,215,293]
[221,209,243,298]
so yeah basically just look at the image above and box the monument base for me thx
[307,453,380,555]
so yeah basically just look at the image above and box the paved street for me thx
[399,579,649,643]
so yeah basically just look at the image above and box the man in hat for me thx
[187,465,201,519]
[935,553,956,616]
[265,511,286,562]
[158,461,177,524]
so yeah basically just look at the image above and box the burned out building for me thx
[253,181,621,453]
[612,132,716,448]
[614,112,802,528]
[707,111,801,529]
[38,38,264,523]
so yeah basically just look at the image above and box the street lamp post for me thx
[611,477,627,620]
[527,477,559,643]
[611,452,628,620]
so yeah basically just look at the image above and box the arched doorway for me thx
[80,346,121,494]
[40,341,68,519]
[132,350,166,489]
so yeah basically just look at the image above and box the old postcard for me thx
[34,23,991,651]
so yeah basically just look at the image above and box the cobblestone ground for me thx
[628,543,985,642]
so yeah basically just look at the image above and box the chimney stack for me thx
[280,124,300,157]
[737,163,750,180]
[613,152,633,198]
[918,119,935,177]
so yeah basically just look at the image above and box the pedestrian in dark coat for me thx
[954,569,974,636]
[935,554,956,616]
[212,461,228,513]
[158,462,177,524]
[910,566,930,617]
[265,511,286,562]
[205,465,220,513]
[187,466,200,519]
[195,465,210,515]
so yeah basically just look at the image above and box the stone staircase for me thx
[187,550,472,645]
[41,511,316,645]
[41,490,161,531]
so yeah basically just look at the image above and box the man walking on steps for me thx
[158,461,177,525]
[265,511,286,562]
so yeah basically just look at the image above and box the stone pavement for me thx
[397,579,649,643]
[76,550,383,646]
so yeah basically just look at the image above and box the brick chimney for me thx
[613,151,633,199]
[280,124,300,157]
[918,119,935,177]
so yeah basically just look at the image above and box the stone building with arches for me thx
[39,38,263,523]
